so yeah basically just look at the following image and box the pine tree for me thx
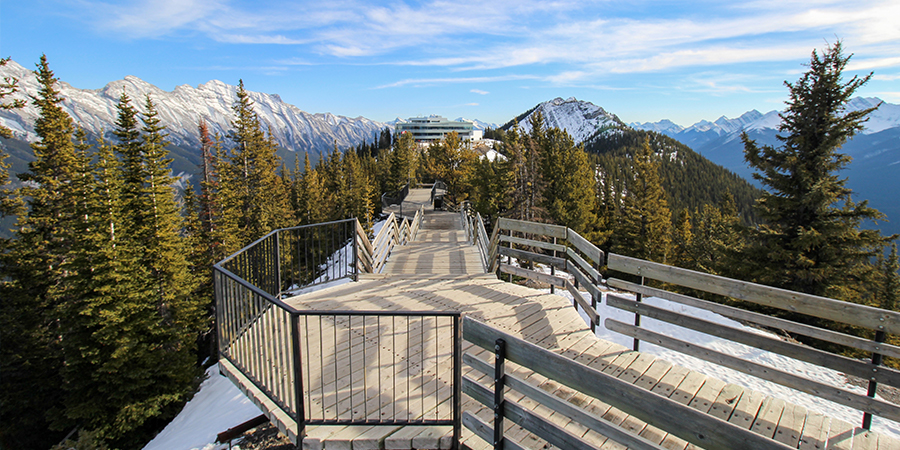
[741,42,891,300]
[0,54,74,449]
[222,80,289,242]
[540,127,603,240]
[613,136,672,263]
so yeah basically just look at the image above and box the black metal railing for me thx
[295,311,461,433]
[214,218,460,446]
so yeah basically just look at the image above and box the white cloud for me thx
[470,89,489,95]
[376,75,539,89]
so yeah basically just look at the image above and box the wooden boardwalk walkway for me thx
[271,190,899,450]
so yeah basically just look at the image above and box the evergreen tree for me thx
[222,80,289,242]
[741,42,891,301]
[295,152,328,225]
[540,127,603,240]
[0,55,74,448]
[613,136,672,263]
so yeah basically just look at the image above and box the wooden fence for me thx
[461,317,794,449]
[465,211,900,430]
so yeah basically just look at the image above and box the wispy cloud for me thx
[376,75,539,89]
[75,0,900,78]
[470,89,489,95]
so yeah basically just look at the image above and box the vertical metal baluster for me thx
[291,314,305,440]
[863,328,886,429]
[319,315,325,420]
[493,338,506,450]
[378,315,382,421]
[634,275,644,352]
[452,315,461,450]
[363,316,368,421]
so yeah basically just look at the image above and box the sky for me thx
[2,0,899,127]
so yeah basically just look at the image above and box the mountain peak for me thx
[514,97,623,144]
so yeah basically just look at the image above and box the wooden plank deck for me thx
[225,191,900,450]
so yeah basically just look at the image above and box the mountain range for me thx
[630,97,900,237]
[2,58,897,237]
[0,60,389,177]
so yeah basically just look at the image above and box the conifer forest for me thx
[1,43,898,449]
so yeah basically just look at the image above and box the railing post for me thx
[276,231,282,297]
[352,221,359,282]
[291,313,306,441]
[453,315,462,450]
[863,329,886,429]
[633,276,644,352]
[493,339,506,450]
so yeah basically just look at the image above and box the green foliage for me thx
[1,55,73,449]
[612,137,672,263]
[424,131,479,205]
[588,129,760,224]
[741,41,891,302]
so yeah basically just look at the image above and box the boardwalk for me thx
[227,189,900,450]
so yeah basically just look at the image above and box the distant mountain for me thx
[631,97,900,237]
[502,97,626,143]
[0,59,389,177]
[505,97,761,222]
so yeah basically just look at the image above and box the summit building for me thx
[395,116,480,142]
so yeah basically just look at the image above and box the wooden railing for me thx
[461,210,605,331]
[605,254,900,430]
[469,213,900,430]
[361,206,425,273]
[461,317,793,450]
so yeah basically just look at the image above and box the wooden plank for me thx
[609,278,900,361]
[566,228,604,267]
[499,263,565,288]
[826,418,855,450]
[607,253,900,335]
[463,317,794,450]
[567,260,603,299]
[728,389,765,430]
[635,360,673,391]
[462,411,527,450]
[565,279,600,325]
[463,376,618,450]
[498,217,568,239]
[567,247,602,283]
[773,402,807,448]
[606,294,900,388]
[799,411,830,450]
[708,383,744,421]
[463,353,666,450]
[499,246,567,270]
[500,234,568,253]
[751,397,786,439]
[688,378,725,413]
[605,318,900,422]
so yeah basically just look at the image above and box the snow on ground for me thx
[554,286,900,440]
[142,365,263,450]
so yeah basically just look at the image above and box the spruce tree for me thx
[613,136,672,263]
[540,127,603,240]
[742,42,891,300]
[0,54,74,449]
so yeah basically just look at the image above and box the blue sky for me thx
[2,0,899,126]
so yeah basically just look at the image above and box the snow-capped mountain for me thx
[0,59,388,160]
[631,97,900,237]
[509,97,625,144]
[454,117,499,131]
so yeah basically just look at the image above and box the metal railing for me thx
[214,214,458,445]
[295,310,461,433]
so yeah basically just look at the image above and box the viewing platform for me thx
[215,188,900,450]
